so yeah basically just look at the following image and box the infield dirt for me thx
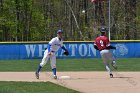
[0,72,139,93]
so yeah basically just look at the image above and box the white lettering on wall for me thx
[88,44,96,56]
[39,45,43,57]
[79,44,87,56]
[44,44,47,50]
[25,43,97,58]
[69,44,77,56]
[25,45,36,57]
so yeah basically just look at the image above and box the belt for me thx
[100,48,109,51]
[45,48,55,52]
[51,51,55,52]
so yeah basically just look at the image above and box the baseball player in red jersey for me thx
[94,27,117,78]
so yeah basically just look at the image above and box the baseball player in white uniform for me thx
[35,29,69,79]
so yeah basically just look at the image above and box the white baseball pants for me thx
[100,49,114,63]
[40,49,56,69]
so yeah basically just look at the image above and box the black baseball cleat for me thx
[35,72,39,79]
[110,73,113,78]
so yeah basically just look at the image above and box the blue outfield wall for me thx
[0,41,140,60]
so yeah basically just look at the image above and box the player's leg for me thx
[50,54,57,79]
[104,62,113,78]
[103,57,112,76]
[108,51,117,69]
[101,50,113,78]
[35,50,49,79]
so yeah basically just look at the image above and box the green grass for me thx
[0,81,80,93]
[0,58,140,93]
[0,58,140,71]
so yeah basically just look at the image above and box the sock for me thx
[36,65,42,73]
[105,65,112,74]
[52,68,56,76]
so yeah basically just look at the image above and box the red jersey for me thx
[94,36,110,51]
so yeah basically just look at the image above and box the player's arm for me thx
[106,45,116,49]
[61,46,69,56]
[94,45,99,50]
[61,46,68,52]
[106,39,116,49]
[47,43,54,55]
[94,42,99,50]
[47,43,51,52]
[47,38,55,55]
[47,38,56,52]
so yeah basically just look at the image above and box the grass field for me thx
[0,58,140,71]
[0,81,80,93]
[0,58,140,93]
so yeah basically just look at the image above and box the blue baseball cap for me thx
[57,29,63,34]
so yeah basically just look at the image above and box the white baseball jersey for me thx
[49,37,63,52]
[40,37,63,69]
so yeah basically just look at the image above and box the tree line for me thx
[0,0,140,41]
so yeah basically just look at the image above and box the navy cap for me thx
[100,27,106,32]
[57,29,63,34]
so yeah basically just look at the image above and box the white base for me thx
[58,76,71,80]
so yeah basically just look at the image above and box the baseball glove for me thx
[63,51,69,56]
[107,46,116,49]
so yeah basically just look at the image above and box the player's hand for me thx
[113,47,116,49]
[111,46,116,49]
[48,52,54,56]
